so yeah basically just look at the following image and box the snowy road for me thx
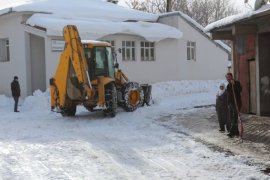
[0,81,269,179]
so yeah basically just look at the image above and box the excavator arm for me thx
[50,25,93,110]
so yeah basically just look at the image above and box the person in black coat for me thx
[226,73,242,138]
[11,76,21,112]
[216,83,228,132]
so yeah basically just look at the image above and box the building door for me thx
[258,32,270,116]
[30,34,46,93]
[249,60,256,114]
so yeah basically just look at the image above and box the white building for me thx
[0,0,230,97]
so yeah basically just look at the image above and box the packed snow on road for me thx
[0,80,269,179]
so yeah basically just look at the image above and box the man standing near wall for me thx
[226,73,242,138]
[11,76,21,112]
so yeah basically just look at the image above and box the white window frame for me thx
[122,41,135,61]
[140,41,155,61]
[187,41,196,61]
[0,38,10,62]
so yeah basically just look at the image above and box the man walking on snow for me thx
[226,73,242,138]
[11,76,21,112]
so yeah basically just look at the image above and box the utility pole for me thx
[166,0,172,12]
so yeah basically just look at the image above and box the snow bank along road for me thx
[0,81,269,179]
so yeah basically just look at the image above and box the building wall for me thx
[101,34,182,84]
[0,13,28,97]
[159,15,229,80]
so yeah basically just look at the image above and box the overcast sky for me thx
[118,0,257,12]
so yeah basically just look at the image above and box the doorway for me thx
[258,32,270,116]
[30,34,46,93]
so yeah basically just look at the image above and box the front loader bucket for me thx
[140,84,152,106]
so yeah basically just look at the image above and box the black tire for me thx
[103,83,117,117]
[122,82,144,112]
[61,103,77,116]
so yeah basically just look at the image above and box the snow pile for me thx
[0,95,13,108]
[21,89,51,111]
[152,80,225,103]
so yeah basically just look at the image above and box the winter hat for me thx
[219,83,225,87]
[14,76,18,80]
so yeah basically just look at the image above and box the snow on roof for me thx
[0,0,182,42]
[204,4,270,32]
[0,0,158,21]
[159,12,231,53]
[27,13,182,42]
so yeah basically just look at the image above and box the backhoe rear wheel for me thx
[103,83,117,117]
[122,82,144,112]
[61,103,77,117]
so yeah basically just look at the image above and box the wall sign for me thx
[51,40,65,51]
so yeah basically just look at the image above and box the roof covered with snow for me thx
[0,0,182,42]
[204,4,270,32]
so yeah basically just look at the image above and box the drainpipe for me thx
[166,0,172,12]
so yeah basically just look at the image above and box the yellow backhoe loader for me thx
[50,25,151,117]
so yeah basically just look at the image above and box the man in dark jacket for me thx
[11,76,21,112]
[226,73,242,138]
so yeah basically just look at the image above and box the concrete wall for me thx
[0,13,28,97]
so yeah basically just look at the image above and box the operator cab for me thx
[82,40,115,80]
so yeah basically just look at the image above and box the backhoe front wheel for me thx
[122,82,144,112]
[103,83,117,117]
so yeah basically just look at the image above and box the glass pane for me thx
[141,48,144,60]
[95,48,105,69]
[132,41,135,47]
[191,49,194,60]
[132,48,135,60]
[187,48,190,60]
[126,41,131,47]
[145,42,149,47]
[122,41,125,46]
[127,49,130,60]
[150,48,154,59]
[7,46,10,61]
[106,47,115,78]
[122,48,125,60]
[141,42,144,47]
[145,49,149,60]
[150,42,154,47]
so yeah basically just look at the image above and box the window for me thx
[187,41,196,61]
[122,41,135,61]
[141,42,155,61]
[0,38,10,62]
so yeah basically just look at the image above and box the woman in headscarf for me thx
[216,83,229,132]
